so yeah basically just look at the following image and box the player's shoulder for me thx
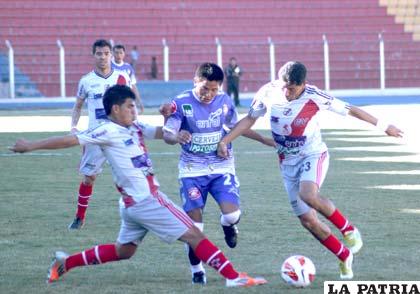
[79,70,96,82]
[304,84,334,100]
[173,89,193,102]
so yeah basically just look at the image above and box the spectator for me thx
[151,56,158,79]
[224,57,242,107]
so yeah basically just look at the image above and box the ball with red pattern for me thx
[281,255,316,287]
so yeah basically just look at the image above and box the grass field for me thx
[1,110,420,293]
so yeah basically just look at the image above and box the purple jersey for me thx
[164,89,238,177]
[111,60,137,84]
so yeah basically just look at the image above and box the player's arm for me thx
[348,105,403,138]
[241,129,276,147]
[163,128,192,145]
[131,85,144,114]
[71,97,85,133]
[217,114,258,158]
[10,135,80,153]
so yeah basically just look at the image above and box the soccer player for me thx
[10,85,267,288]
[161,63,275,284]
[112,44,144,113]
[217,61,403,280]
[68,39,131,230]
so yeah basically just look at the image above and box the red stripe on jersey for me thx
[117,74,127,85]
[132,123,147,151]
[146,175,159,196]
[290,99,319,136]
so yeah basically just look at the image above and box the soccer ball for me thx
[281,255,316,287]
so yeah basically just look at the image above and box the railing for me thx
[0,34,415,98]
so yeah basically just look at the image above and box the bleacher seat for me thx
[1,0,420,97]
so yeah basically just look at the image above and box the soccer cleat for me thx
[226,272,267,288]
[192,271,207,285]
[344,228,363,255]
[68,217,84,230]
[222,224,238,248]
[339,251,354,280]
[47,251,68,283]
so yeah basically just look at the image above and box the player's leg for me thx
[69,145,106,229]
[179,177,208,284]
[233,84,240,107]
[48,197,147,283]
[47,242,137,283]
[180,226,266,287]
[298,209,353,279]
[282,158,353,279]
[299,152,363,254]
[210,173,241,248]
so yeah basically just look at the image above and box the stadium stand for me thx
[0,0,420,98]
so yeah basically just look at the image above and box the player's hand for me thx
[70,127,79,134]
[385,124,403,138]
[217,141,229,159]
[9,138,32,153]
[261,137,276,147]
[177,130,192,144]
[159,102,175,118]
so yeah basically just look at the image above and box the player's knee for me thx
[299,212,318,231]
[220,210,241,226]
[116,242,137,260]
[299,192,319,208]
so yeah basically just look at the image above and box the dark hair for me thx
[195,63,224,84]
[92,39,112,54]
[113,44,126,52]
[103,85,136,115]
[278,61,307,85]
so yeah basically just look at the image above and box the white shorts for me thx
[280,151,329,216]
[79,144,107,176]
[117,191,193,245]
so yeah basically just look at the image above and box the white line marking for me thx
[369,185,420,190]
[359,170,420,175]
[338,155,420,163]
[401,209,420,214]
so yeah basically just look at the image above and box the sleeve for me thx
[313,87,350,116]
[224,96,239,129]
[129,65,137,84]
[248,84,269,118]
[134,121,157,139]
[76,125,113,146]
[162,100,182,134]
[76,77,87,100]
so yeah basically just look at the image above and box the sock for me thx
[76,182,93,219]
[321,234,350,262]
[327,209,354,235]
[194,238,239,280]
[65,244,119,271]
[187,222,204,271]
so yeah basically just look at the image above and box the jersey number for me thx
[223,174,239,187]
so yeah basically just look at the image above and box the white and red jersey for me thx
[250,81,350,165]
[77,69,131,129]
[76,120,159,202]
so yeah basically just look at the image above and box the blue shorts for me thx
[179,173,240,213]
